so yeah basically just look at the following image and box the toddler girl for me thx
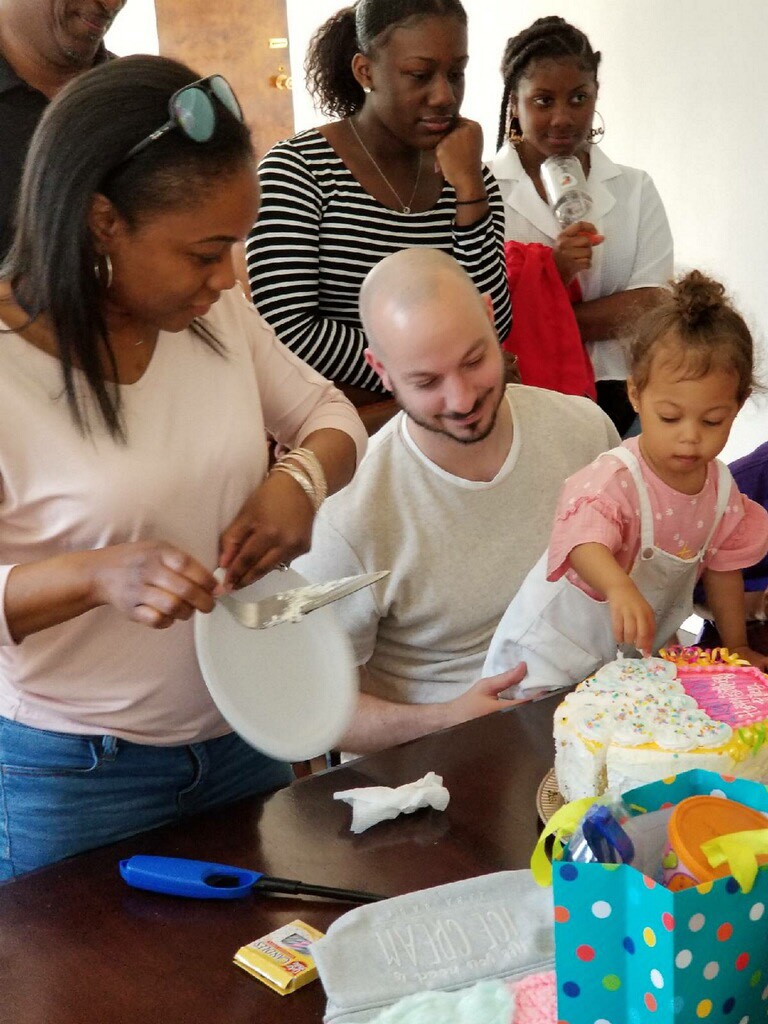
[484,271,768,690]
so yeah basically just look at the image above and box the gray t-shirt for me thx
[295,385,619,705]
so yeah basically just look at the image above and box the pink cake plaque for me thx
[679,665,768,727]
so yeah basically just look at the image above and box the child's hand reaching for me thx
[569,543,656,657]
[606,578,656,657]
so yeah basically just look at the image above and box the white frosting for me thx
[560,671,731,752]
[554,656,736,801]
[262,579,357,627]
[593,656,678,686]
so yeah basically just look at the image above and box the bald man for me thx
[295,249,620,755]
[0,0,127,258]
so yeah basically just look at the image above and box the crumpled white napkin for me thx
[334,771,450,833]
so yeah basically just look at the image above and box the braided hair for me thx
[630,271,757,404]
[496,16,601,151]
[305,0,467,119]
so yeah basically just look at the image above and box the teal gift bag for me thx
[552,770,768,1024]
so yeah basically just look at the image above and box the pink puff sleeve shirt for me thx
[547,437,768,598]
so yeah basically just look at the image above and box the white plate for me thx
[194,568,357,762]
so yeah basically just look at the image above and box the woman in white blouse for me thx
[490,16,673,435]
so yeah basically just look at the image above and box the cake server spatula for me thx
[217,570,389,629]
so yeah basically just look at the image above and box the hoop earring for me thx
[507,115,523,145]
[95,253,113,289]
[588,110,606,144]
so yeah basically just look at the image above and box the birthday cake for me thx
[554,650,768,801]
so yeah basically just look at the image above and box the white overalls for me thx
[483,447,732,691]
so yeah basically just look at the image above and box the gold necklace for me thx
[348,118,423,214]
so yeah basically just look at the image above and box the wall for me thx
[105,0,159,55]
[287,0,766,460]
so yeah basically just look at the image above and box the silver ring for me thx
[276,561,290,571]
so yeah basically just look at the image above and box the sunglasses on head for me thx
[120,74,243,165]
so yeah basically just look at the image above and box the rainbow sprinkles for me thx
[554,648,768,801]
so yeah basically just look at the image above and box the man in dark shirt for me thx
[0,0,127,258]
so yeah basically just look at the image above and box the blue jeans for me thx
[0,717,293,881]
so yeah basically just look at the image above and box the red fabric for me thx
[502,241,596,401]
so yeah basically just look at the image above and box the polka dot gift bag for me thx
[535,769,768,1024]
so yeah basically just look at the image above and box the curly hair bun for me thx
[672,270,726,329]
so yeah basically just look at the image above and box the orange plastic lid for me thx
[669,795,768,882]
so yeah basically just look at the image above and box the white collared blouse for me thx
[489,142,673,381]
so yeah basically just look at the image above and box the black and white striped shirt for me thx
[246,129,512,393]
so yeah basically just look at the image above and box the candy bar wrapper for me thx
[234,919,324,995]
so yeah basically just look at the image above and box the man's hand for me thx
[342,663,530,755]
[444,663,528,728]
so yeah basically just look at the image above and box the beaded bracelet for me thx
[455,195,488,206]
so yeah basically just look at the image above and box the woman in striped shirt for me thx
[246,0,512,410]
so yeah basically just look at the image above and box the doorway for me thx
[153,0,295,163]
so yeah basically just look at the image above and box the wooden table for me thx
[0,695,559,1024]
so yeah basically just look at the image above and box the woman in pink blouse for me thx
[484,271,768,689]
[0,56,367,879]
